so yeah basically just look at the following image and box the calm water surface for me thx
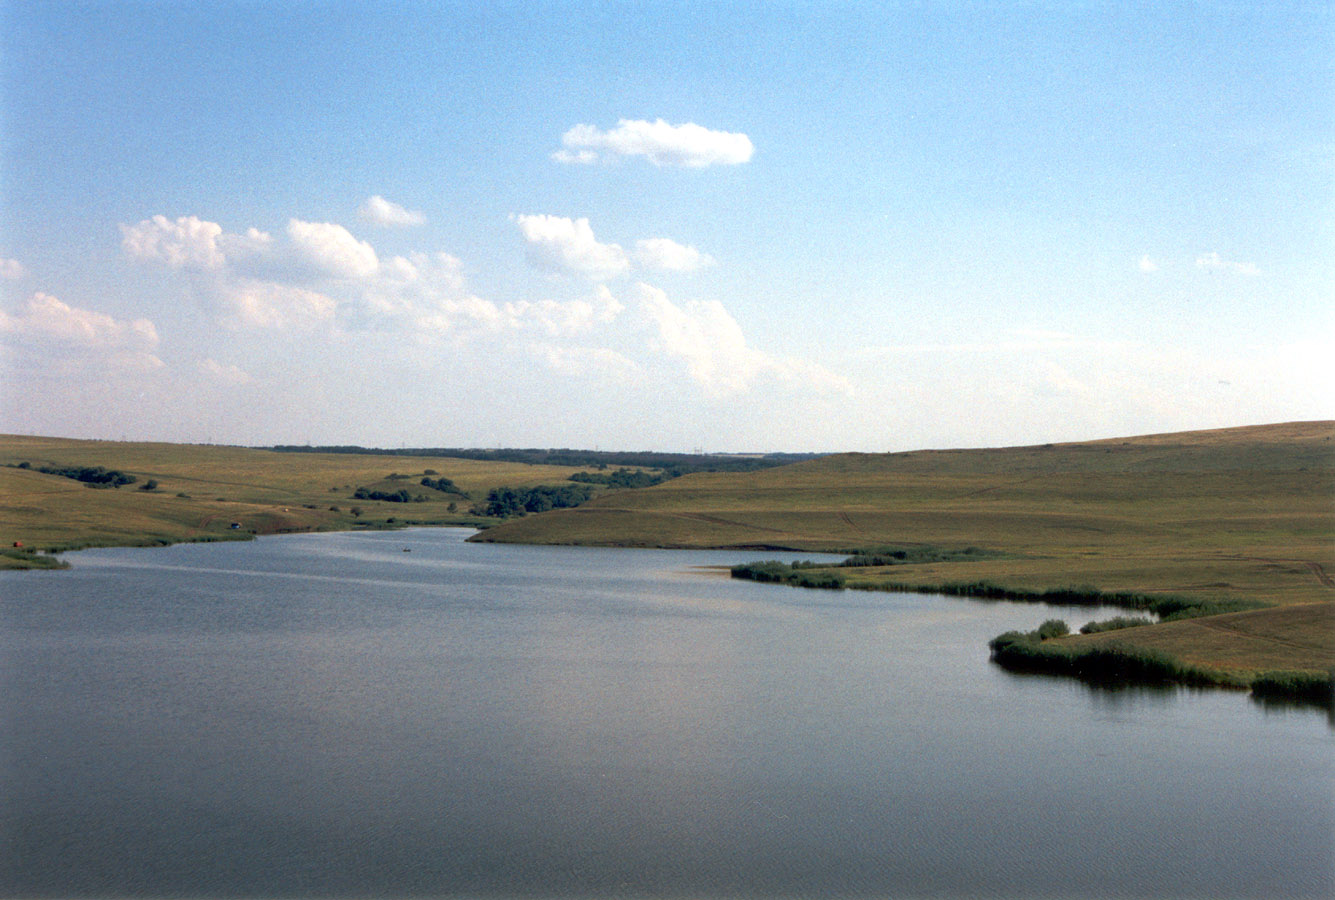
[1,528,1331,898]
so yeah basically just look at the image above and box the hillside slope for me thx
[0,435,591,564]
[475,422,1335,676]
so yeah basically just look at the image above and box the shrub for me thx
[1036,619,1069,640]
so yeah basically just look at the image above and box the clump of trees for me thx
[352,487,427,503]
[420,476,463,495]
[482,484,593,517]
[569,468,667,489]
[13,463,138,488]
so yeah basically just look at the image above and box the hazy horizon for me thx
[3,3,1331,453]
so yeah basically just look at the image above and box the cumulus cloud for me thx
[216,280,338,330]
[555,119,754,168]
[217,227,273,261]
[1,258,25,280]
[0,292,163,370]
[1196,251,1261,276]
[286,219,380,279]
[121,215,226,269]
[631,283,848,397]
[633,238,714,272]
[514,214,630,280]
[359,195,426,228]
[503,285,625,336]
[1138,255,1159,273]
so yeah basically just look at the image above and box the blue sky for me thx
[2,1,1331,452]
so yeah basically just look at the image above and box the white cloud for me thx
[120,215,226,269]
[359,195,426,228]
[1138,255,1159,273]
[198,358,253,385]
[550,149,599,165]
[1,258,25,280]
[514,214,630,280]
[631,282,848,397]
[504,285,625,336]
[1196,251,1261,276]
[633,238,714,272]
[286,219,380,279]
[0,292,163,370]
[216,279,338,330]
[536,343,641,382]
[555,119,754,168]
[217,227,273,260]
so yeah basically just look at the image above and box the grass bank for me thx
[986,619,1333,710]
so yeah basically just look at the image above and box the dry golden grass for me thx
[1069,603,1335,674]
[0,435,590,562]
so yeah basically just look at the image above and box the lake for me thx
[1,528,1330,898]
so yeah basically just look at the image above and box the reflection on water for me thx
[1,528,1331,899]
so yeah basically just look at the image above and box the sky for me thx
[1,1,1331,453]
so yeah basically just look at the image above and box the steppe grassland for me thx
[0,435,590,561]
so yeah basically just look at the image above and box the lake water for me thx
[1,528,1330,898]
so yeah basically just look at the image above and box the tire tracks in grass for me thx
[1187,615,1332,655]
[1228,555,1335,589]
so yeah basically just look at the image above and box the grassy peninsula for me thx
[475,421,1335,695]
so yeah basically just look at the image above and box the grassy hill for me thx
[0,435,596,566]
[475,421,1335,681]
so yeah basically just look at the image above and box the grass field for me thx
[0,435,595,566]
[476,421,1335,681]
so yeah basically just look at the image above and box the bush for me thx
[1036,619,1069,640]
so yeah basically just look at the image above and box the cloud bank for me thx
[0,291,162,371]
